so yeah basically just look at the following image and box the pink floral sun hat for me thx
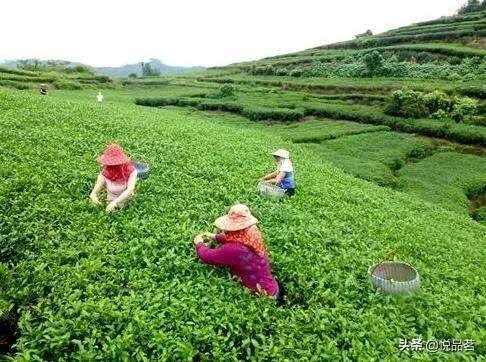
[214,204,259,231]
[97,144,131,166]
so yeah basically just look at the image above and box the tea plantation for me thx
[1,6,486,361]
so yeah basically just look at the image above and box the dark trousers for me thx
[285,188,295,196]
[275,280,285,306]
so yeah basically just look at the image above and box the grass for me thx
[396,151,486,215]
[303,131,431,186]
[1,89,485,360]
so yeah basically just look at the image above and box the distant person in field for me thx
[39,84,49,95]
[89,144,138,212]
[97,91,104,103]
[260,149,295,196]
[194,204,283,304]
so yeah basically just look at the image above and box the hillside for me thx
[0,65,114,91]
[1,88,485,360]
[130,9,486,221]
[1,6,485,361]
[1,58,204,80]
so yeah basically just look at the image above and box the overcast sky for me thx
[1,0,465,67]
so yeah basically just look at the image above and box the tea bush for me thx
[305,103,486,145]
[249,65,276,76]
[399,11,485,27]
[0,80,32,90]
[242,107,304,122]
[284,54,486,81]
[451,96,479,122]
[136,97,304,122]
[384,89,428,118]
[269,119,389,143]
[456,85,486,99]
[397,151,486,214]
[136,89,486,146]
[303,131,431,186]
[0,67,114,91]
[423,90,454,114]
[53,80,84,90]
[219,84,235,97]
[362,51,384,76]
[328,29,486,49]
[1,89,485,360]
[198,100,244,113]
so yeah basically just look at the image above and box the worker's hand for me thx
[194,235,204,245]
[203,232,215,240]
[256,283,267,296]
[106,201,118,213]
[90,194,101,206]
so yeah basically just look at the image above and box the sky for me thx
[1,0,466,68]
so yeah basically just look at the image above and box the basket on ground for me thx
[257,182,286,200]
[368,261,420,295]
[133,162,150,180]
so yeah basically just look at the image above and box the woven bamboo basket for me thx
[368,261,420,295]
[133,161,150,180]
[257,182,286,200]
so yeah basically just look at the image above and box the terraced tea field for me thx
[1,6,485,361]
[0,67,114,91]
[1,87,485,360]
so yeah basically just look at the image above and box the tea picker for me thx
[259,149,296,197]
[89,144,139,212]
[39,84,49,95]
[194,204,284,305]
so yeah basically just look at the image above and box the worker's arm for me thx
[268,171,286,185]
[260,170,278,181]
[89,174,105,205]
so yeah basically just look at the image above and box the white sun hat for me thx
[270,149,290,159]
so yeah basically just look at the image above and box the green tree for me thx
[355,29,373,38]
[458,0,481,13]
[141,62,161,77]
[17,58,42,71]
[219,84,235,97]
[363,51,384,76]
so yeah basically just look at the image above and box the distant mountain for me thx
[0,58,204,78]
[0,59,86,70]
[1,60,23,68]
[96,59,204,77]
